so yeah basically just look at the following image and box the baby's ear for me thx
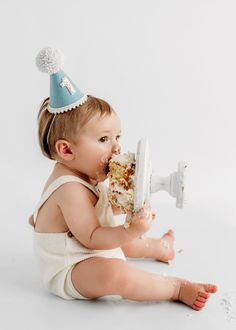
[55,139,74,161]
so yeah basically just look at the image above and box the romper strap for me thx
[32,175,99,226]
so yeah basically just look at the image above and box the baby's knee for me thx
[106,260,133,294]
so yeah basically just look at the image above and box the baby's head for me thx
[38,95,122,183]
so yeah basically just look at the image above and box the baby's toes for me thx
[198,291,210,299]
[196,296,207,303]
[167,229,174,237]
[195,300,206,308]
[192,302,204,311]
[204,284,218,293]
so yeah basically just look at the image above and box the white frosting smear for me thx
[111,152,135,165]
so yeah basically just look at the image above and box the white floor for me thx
[1,203,236,330]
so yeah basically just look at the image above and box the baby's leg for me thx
[71,257,217,310]
[121,230,175,262]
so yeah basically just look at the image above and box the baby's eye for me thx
[116,135,121,140]
[99,136,109,143]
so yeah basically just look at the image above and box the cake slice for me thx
[107,152,136,214]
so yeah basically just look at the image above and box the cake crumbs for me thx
[220,292,236,322]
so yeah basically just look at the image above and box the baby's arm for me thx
[56,183,152,250]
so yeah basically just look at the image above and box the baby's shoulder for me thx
[54,178,98,207]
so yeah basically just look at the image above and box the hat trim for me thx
[48,94,88,114]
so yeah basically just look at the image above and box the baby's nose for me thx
[112,144,120,155]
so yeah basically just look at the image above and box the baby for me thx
[30,47,217,309]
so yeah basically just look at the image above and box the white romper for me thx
[32,175,126,300]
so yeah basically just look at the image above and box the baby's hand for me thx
[124,200,153,238]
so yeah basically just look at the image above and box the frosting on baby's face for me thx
[69,111,122,184]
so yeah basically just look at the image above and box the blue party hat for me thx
[36,47,88,114]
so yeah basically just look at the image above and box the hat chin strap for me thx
[46,114,56,146]
[46,94,89,149]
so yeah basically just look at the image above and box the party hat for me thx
[36,47,88,114]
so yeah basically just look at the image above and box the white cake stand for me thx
[133,138,187,212]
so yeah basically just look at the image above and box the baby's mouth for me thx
[104,158,111,174]
[105,161,110,174]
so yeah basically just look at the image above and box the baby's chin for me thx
[100,172,109,182]
[90,172,108,185]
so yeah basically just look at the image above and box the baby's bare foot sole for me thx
[176,281,218,311]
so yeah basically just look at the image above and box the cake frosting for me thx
[107,152,136,213]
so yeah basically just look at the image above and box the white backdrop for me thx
[0,0,236,244]
[1,1,236,329]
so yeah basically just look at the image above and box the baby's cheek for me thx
[93,160,107,180]
[99,154,110,166]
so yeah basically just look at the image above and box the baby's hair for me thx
[38,95,113,160]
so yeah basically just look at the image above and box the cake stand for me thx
[133,138,187,211]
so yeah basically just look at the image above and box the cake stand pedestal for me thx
[133,138,187,212]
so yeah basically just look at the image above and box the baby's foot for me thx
[175,280,218,311]
[154,230,175,263]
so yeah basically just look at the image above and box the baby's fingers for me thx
[140,207,152,220]
[126,210,133,221]
[144,199,151,210]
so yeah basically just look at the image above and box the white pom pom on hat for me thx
[36,46,64,75]
[36,46,88,114]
